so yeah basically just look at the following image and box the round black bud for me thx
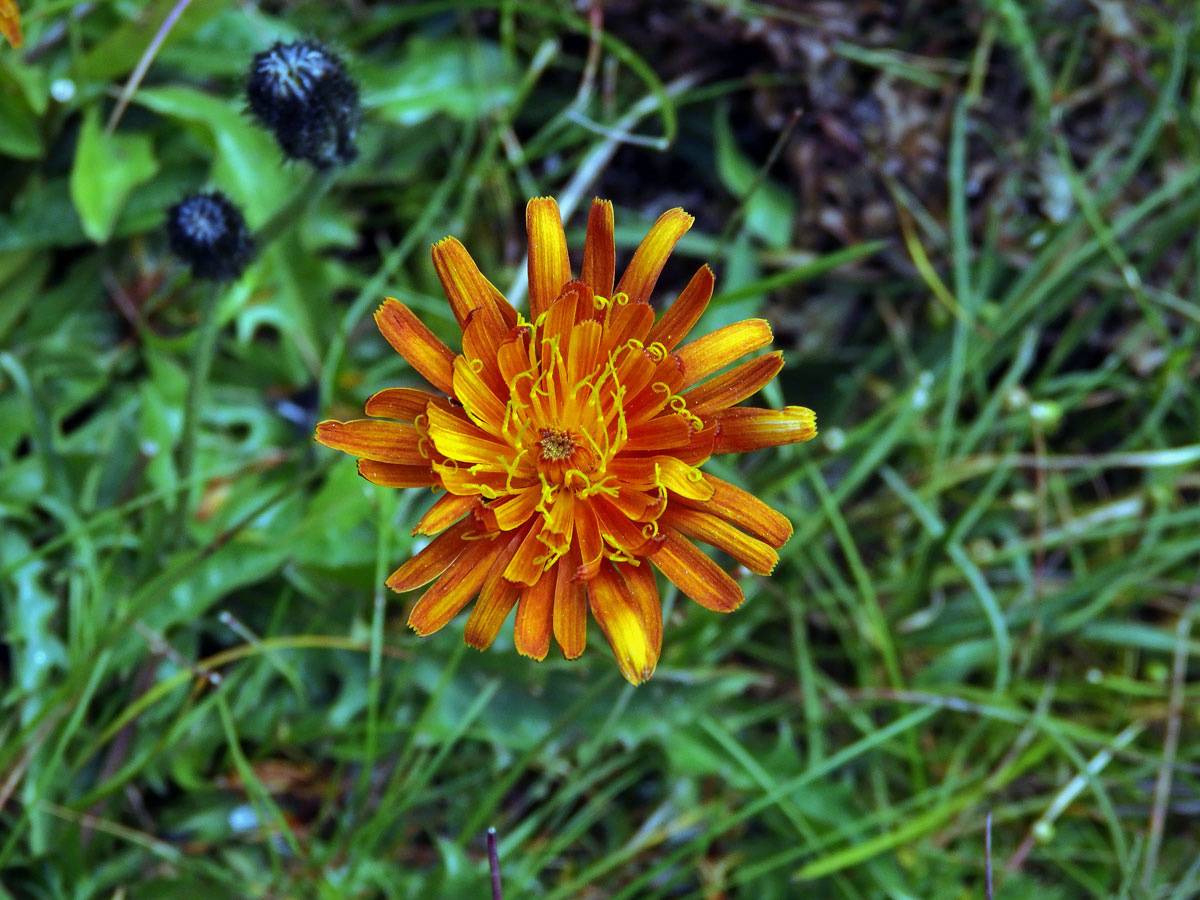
[246,40,360,169]
[166,191,255,281]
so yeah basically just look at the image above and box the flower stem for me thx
[487,827,503,900]
[167,281,223,549]
[255,167,339,247]
[164,167,338,549]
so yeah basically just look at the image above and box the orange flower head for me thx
[316,197,816,684]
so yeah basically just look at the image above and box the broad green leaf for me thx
[0,52,48,114]
[158,6,294,78]
[713,102,795,249]
[0,77,42,159]
[76,0,230,81]
[134,85,303,224]
[359,37,517,125]
[139,346,187,508]
[697,229,761,334]
[0,250,48,342]
[4,535,67,705]
[69,108,159,243]
[0,171,193,252]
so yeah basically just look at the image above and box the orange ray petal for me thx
[463,578,520,651]
[316,419,425,465]
[541,485,575,541]
[588,562,658,685]
[685,351,785,416]
[551,553,587,659]
[623,415,692,452]
[461,308,511,397]
[645,265,714,351]
[616,560,662,658]
[614,208,694,304]
[563,280,597,324]
[386,518,476,593]
[0,0,22,49]
[490,485,543,531]
[609,455,714,501]
[659,506,778,575]
[473,502,499,534]
[652,348,688,392]
[431,236,518,330]
[677,473,792,548]
[497,328,535,387]
[650,527,744,612]
[543,282,579,342]
[426,403,517,466]
[436,463,519,498]
[453,356,507,432]
[625,352,687,424]
[606,484,662,522]
[357,459,436,488]
[413,492,478,536]
[594,496,656,555]
[712,406,817,453]
[565,320,603,391]
[652,455,714,500]
[374,299,456,396]
[527,197,571,321]
[604,457,658,490]
[514,569,555,660]
[601,299,655,355]
[503,520,550,586]
[407,535,503,635]
[581,198,615,299]
[463,531,525,650]
[572,499,605,582]
[612,345,657,401]
[676,318,773,389]
[364,387,448,422]
[666,423,717,466]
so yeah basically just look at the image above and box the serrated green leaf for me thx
[70,108,159,243]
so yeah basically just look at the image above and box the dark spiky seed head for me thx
[246,40,360,169]
[166,191,255,281]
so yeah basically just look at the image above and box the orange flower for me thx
[316,197,816,684]
[0,0,22,48]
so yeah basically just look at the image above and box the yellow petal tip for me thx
[617,660,656,686]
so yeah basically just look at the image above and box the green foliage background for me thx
[2,1,1199,898]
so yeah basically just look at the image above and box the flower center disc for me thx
[538,427,577,462]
